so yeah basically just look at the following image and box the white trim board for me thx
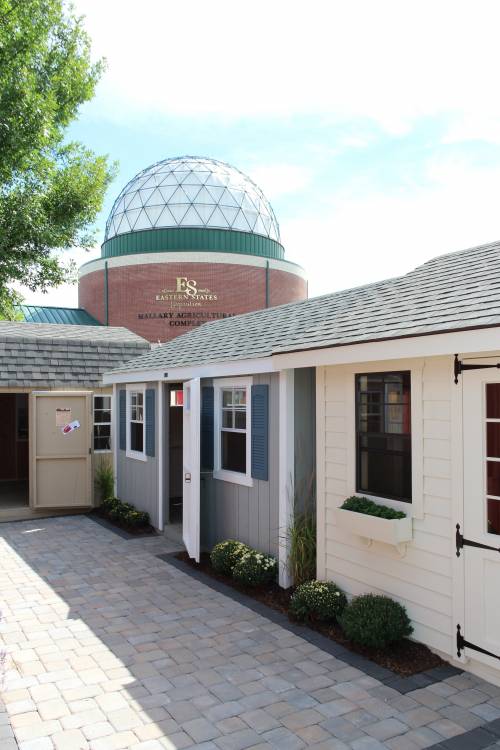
[103,328,500,386]
[79,250,306,278]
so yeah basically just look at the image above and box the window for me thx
[356,371,412,502]
[93,395,111,451]
[170,389,184,407]
[485,383,500,535]
[214,379,252,486]
[126,387,146,459]
[221,387,247,473]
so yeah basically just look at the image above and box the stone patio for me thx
[1,515,500,750]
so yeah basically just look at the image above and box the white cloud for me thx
[282,158,500,298]
[248,164,312,199]
[75,0,500,137]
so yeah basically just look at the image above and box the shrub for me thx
[95,459,114,501]
[340,594,413,650]
[232,549,277,586]
[290,580,347,623]
[210,539,251,576]
[100,496,121,515]
[123,509,150,527]
[340,496,406,520]
[100,497,149,528]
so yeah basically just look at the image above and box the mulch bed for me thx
[92,509,157,536]
[175,550,444,677]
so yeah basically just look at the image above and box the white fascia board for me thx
[271,327,500,369]
[102,356,277,385]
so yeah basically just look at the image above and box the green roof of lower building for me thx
[16,305,102,326]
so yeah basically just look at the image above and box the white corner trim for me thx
[158,380,164,531]
[112,383,118,497]
[278,369,294,588]
[315,366,327,581]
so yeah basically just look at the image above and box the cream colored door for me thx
[462,371,500,668]
[182,378,200,561]
[31,391,93,509]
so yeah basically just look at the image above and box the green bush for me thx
[95,459,114,501]
[210,539,250,576]
[340,594,413,650]
[290,580,347,623]
[123,509,150,527]
[340,496,406,520]
[232,549,277,586]
[100,497,149,528]
[100,496,121,515]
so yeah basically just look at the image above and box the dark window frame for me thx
[355,371,412,503]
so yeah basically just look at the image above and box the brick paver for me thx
[1,515,500,749]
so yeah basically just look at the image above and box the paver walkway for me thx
[1,516,500,750]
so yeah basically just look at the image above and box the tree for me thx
[0,0,116,318]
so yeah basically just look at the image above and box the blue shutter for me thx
[145,388,156,457]
[201,386,214,471]
[251,384,269,481]
[119,389,126,451]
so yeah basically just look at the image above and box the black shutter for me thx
[251,384,269,481]
[201,386,214,471]
[119,389,126,451]
[145,388,156,457]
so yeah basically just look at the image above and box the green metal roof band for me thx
[101,227,285,260]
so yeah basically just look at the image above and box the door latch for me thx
[185,472,191,483]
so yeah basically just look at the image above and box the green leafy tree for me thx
[0,0,116,318]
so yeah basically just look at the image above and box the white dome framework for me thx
[105,156,280,243]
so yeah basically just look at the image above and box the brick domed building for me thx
[79,156,307,343]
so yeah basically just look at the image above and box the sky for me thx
[20,0,500,307]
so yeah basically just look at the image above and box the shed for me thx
[0,321,149,519]
[104,239,500,688]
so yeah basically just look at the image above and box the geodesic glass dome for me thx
[104,156,280,243]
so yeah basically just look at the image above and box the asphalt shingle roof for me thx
[0,322,149,388]
[16,305,102,326]
[110,240,500,374]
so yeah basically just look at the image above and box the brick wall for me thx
[79,260,307,342]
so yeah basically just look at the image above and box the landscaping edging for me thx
[158,551,462,694]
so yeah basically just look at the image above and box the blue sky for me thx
[21,0,500,306]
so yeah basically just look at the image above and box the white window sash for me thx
[126,383,147,462]
[213,378,253,487]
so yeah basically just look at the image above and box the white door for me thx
[31,391,93,509]
[182,378,201,561]
[462,370,500,668]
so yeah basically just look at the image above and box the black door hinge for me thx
[454,354,500,384]
[457,624,500,661]
[456,524,500,557]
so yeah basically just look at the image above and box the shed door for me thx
[182,378,200,561]
[31,391,92,509]
[463,371,500,668]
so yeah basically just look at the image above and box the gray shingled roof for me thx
[109,240,500,374]
[0,322,149,388]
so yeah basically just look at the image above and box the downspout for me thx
[104,260,109,326]
[265,260,270,308]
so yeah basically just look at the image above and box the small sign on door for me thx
[56,408,71,427]
[62,420,80,435]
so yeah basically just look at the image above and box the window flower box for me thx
[334,506,413,547]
